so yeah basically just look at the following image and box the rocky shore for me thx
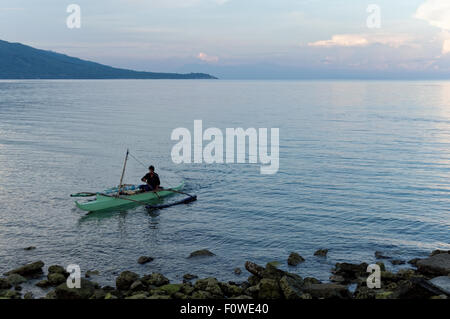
[1,249,449,299]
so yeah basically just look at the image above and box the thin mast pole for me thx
[117,149,129,197]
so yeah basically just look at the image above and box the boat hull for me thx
[75,183,184,212]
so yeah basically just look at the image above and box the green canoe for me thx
[75,182,184,212]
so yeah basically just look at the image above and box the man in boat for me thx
[139,165,161,192]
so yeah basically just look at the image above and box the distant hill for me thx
[0,40,216,79]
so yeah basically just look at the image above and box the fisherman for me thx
[139,165,161,192]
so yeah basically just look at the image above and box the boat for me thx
[74,182,185,212]
[72,149,195,213]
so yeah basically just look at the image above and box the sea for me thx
[0,80,449,296]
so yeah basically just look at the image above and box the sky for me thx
[0,0,449,79]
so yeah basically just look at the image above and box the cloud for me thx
[443,39,450,55]
[415,0,450,30]
[308,34,412,48]
[197,52,219,63]
[123,0,228,8]
[415,0,450,54]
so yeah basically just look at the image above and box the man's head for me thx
[149,165,155,173]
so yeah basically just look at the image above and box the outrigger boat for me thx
[71,150,196,213]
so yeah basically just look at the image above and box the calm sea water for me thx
[0,80,449,295]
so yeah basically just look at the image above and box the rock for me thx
[375,291,395,299]
[5,261,44,277]
[23,292,34,299]
[48,273,66,286]
[245,285,260,298]
[287,252,305,266]
[157,284,182,296]
[148,294,171,299]
[390,260,405,265]
[245,261,265,278]
[408,258,420,266]
[183,274,198,281]
[44,290,57,299]
[138,256,154,264]
[173,292,188,299]
[354,286,377,299]
[279,274,304,299]
[188,249,215,258]
[248,275,260,286]
[126,293,148,299]
[54,278,99,299]
[24,246,36,251]
[194,278,223,298]
[91,289,107,299]
[116,271,140,291]
[314,249,328,257]
[430,250,448,257]
[393,277,439,299]
[0,290,21,299]
[428,276,450,295]
[375,251,391,259]
[416,252,450,276]
[130,280,146,292]
[0,278,12,290]
[303,283,351,299]
[6,274,27,286]
[257,278,282,299]
[376,262,386,271]
[105,292,118,300]
[180,283,195,296]
[85,270,100,278]
[48,265,67,275]
[191,290,212,299]
[36,280,51,288]
[330,275,345,283]
[231,295,253,299]
[333,262,368,283]
[303,277,321,285]
[262,263,286,281]
[142,273,170,287]
[234,268,242,275]
[219,282,244,297]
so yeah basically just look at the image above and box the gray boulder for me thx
[428,276,450,296]
[4,261,44,277]
[279,274,304,299]
[6,274,26,286]
[257,278,282,299]
[142,273,170,287]
[188,249,215,258]
[287,252,305,266]
[416,252,450,276]
[194,278,223,298]
[137,256,154,264]
[54,278,99,299]
[116,271,140,290]
[303,283,351,299]
[314,249,328,257]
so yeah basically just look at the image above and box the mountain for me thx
[0,40,216,79]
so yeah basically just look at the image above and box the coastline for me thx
[1,249,448,300]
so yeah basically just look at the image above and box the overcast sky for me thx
[1,0,449,78]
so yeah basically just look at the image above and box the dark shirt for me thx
[142,172,160,189]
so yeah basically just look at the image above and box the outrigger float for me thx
[71,150,197,213]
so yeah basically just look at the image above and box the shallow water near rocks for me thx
[0,80,449,296]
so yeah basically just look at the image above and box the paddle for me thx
[164,188,196,199]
